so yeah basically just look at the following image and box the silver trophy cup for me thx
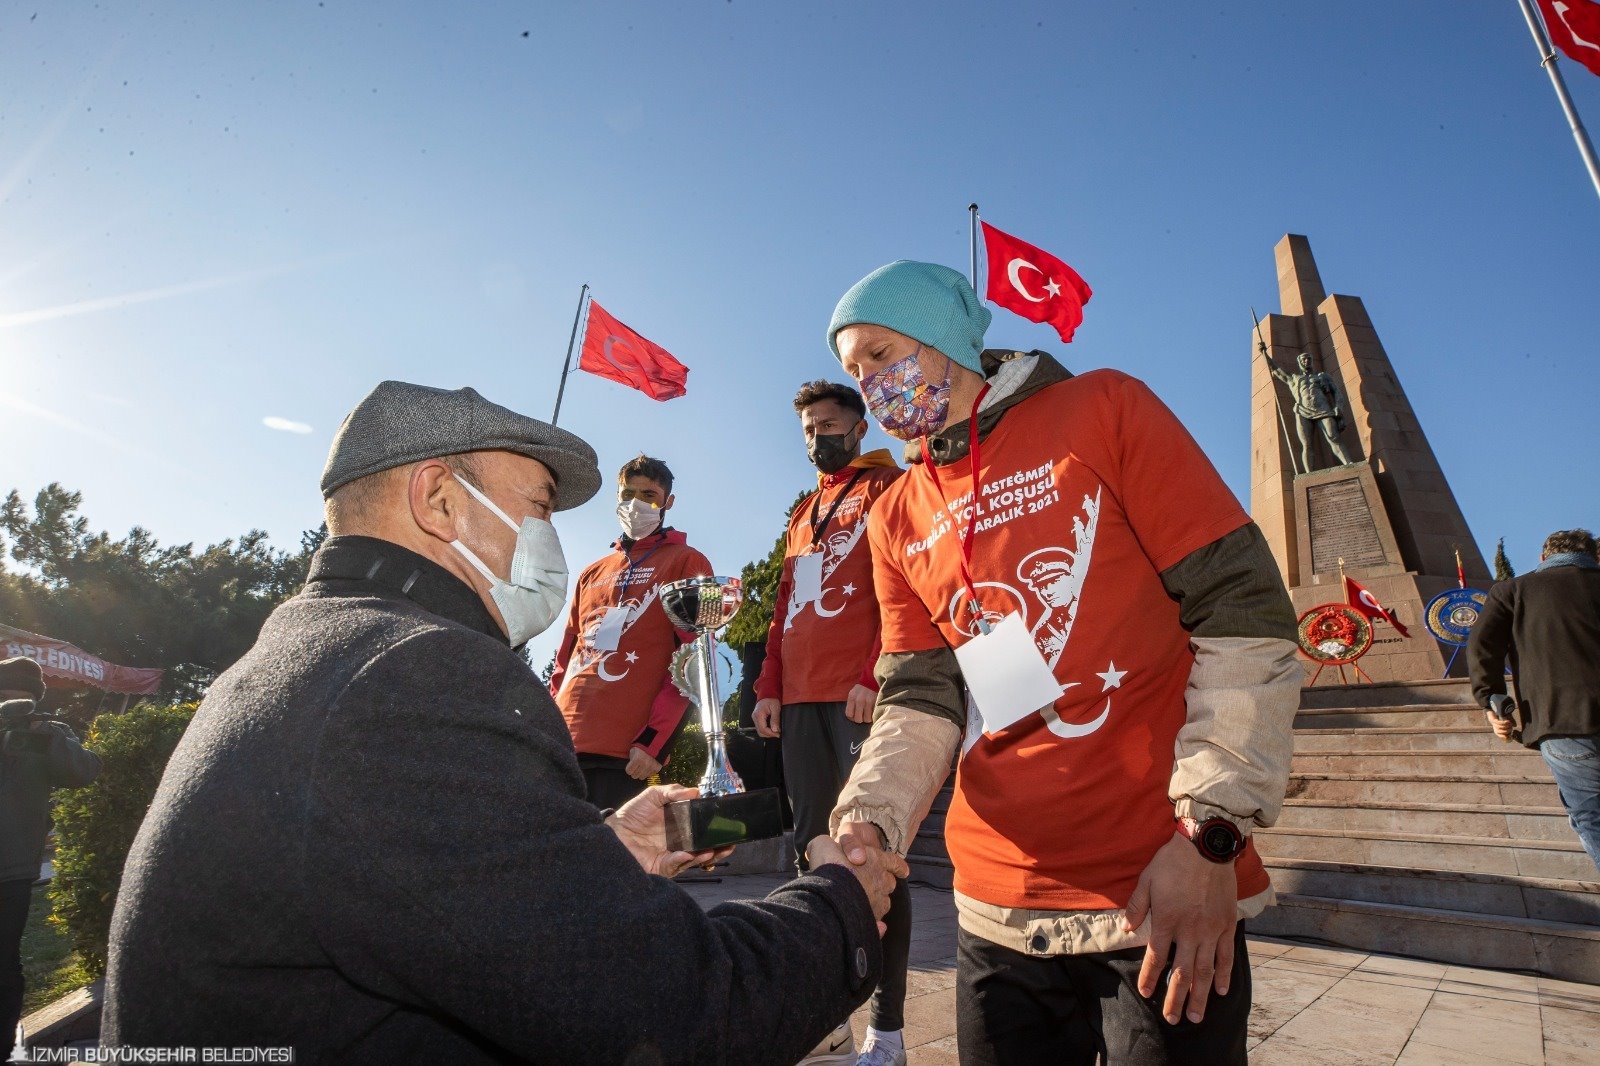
[657,574,782,852]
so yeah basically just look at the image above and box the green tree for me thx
[1494,538,1516,582]
[49,702,198,977]
[1,484,320,703]
[723,488,811,648]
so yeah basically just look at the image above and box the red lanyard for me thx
[920,383,992,633]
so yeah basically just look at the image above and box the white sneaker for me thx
[798,1021,856,1064]
[856,1041,906,1066]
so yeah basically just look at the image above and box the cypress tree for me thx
[1494,538,1516,581]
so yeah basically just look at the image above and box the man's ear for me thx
[663,492,676,513]
[409,461,460,544]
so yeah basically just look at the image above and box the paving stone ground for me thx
[681,873,1600,1065]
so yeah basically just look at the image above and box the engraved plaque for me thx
[1306,477,1388,574]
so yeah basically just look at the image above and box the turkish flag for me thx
[1344,576,1411,638]
[1540,0,1600,77]
[578,299,689,401]
[981,221,1093,343]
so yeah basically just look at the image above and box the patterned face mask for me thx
[860,344,952,440]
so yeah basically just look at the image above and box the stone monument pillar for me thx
[1251,235,1491,682]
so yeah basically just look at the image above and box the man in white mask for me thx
[103,381,904,1065]
[551,454,712,809]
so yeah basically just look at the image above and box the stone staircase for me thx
[904,677,1600,983]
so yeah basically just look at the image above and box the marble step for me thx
[919,796,1569,845]
[1254,825,1593,881]
[1261,857,1600,925]
[1277,798,1573,842]
[1293,726,1508,753]
[1249,892,1600,984]
[1298,678,1478,709]
[906,855,1600,930]
[1290,748,1547,777]
[906,853,954,889]
[909,825,951,862]
[1293,704,1494,731]
[1286,771,1561,807]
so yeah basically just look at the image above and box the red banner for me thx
[1540,0,1600,78]
[981,221,1093,343]
[0,622,165,695]
[578,299,690,401]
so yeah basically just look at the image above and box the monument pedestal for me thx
[1288,461,1456,682]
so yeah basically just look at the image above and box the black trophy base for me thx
[663,787,784,853]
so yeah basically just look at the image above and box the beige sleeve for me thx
[829,705,961,856]
[1169,635,1302,831]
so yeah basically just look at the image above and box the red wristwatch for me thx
[1177,816,1246,864]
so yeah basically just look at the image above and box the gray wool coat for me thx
[103,536,881,1064]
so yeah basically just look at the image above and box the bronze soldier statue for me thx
[1262,348,1353,471]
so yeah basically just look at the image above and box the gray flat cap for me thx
[320,381,601,511]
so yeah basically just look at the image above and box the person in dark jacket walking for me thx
[1,656,101,1044]
[102,380,905,1065]
[1469,528,1600,870]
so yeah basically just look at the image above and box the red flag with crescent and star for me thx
[980,220,1093,343]
[1540,0,1600,77]
[1344,575,1411,638]
[578,299,689,401]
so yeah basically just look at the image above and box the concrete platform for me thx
[683,873,1600,1065]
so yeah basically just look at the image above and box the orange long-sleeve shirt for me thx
[755,451,902,706]
[551,528,712,761]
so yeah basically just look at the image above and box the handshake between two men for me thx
[610,782,909,933]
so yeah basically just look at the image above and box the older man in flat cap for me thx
[103,381,903,1065]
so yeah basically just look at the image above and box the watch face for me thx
[1200,821,1242,859]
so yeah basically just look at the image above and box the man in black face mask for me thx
[753,381,912,1066]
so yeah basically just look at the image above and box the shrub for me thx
[659,693,740,790]
[49,702,197,977]
[660,719,707,789]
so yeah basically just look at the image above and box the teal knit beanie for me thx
[828,260,992,375]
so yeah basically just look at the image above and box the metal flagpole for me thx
[1516,0,1600,204]
[968,203,980,290]
[1252,307,1301,476]
[551,283,590,426]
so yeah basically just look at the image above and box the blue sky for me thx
[3,1,1597,669]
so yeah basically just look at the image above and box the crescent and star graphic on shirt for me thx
[569,583,659,684]
[1006,258,1065,304]
[947,485,1121,742]
[785,515,869,626]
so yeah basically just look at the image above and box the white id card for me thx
[952,613,1065,736]
[792,552,824,605]
[591,606,629,653]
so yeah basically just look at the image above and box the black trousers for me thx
[1,878,33,1043]
[781,701,911,1032]
[578,755,648,812]
[956,924,1251,1065]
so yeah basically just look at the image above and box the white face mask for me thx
[449,477,568,646]
[616,497,663,540]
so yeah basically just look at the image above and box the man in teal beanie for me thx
[828,261,992,375]
[823,260,1301,1065]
